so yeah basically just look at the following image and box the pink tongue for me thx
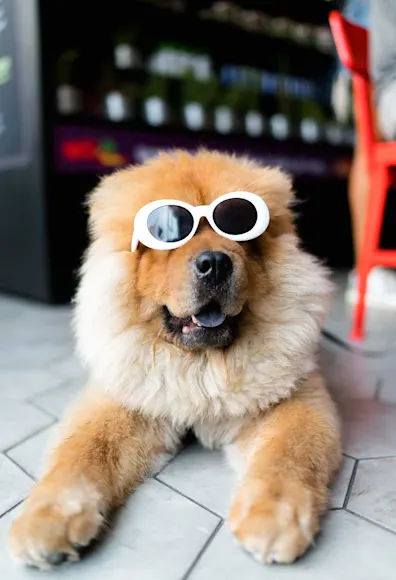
[192,305,226,328]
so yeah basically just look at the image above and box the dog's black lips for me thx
[163,301,239,349]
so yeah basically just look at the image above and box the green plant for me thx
[180,71,218,106]
[56,50,79,84]
[238,86,260,111]
[217,84,260,112]
[300,99,326,124]
[143,75,169,100]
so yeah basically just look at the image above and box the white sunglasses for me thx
[131,191,270,252]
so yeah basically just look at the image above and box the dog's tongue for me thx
[192,304,226,328]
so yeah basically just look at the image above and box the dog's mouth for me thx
[163,301,239,349]
[182,302,226,333]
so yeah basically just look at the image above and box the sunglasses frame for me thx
[131,191,270,252]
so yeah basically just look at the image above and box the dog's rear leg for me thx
[8,387,178,569]
[227,372,341,564]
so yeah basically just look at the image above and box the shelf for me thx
[53,123,352,179]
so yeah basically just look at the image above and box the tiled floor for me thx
[1,282,396,579]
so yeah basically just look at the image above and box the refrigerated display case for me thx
[0,0,361,303]
[0,0,50,300]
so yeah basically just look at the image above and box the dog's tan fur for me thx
[8,151,341,568]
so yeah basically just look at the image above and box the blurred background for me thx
[2,0,395,304]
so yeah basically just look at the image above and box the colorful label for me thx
[54,125,351,178]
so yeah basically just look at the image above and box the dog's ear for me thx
[85,176,111,242]
[250,166,295,218]
[84,168,140,246]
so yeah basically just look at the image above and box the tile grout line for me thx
[342,452,357,461]
[0,499,24,521]
[3,452,36,482]
[28,400,60,421]
[181,519,224,580]
[321,330,354,353]
[374,378,382,401]
[3,418,57,454]
[345,508,396,536]
[354,454,396,461]
[153,447,185,478]
[342,458,358,509]
[154,476,223,520]
[154,437,200,477]
[321,329,395,359]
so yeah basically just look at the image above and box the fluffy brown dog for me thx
[8,151,341,568]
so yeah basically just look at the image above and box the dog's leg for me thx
[8,388,177,569]
[227,372,341,564]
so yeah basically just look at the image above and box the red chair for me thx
[329,11,396,340]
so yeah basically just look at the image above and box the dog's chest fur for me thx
[75,235,330,449]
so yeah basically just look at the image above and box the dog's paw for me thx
[228,478,322,564]
[8,485,105,570]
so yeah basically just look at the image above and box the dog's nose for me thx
[193,252,233,285]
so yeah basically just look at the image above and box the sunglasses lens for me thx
[213,199,257,235]
[147,205,194,243]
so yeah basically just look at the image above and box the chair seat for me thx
[374,249,396,268]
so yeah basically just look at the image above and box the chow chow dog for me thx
[8,150,341,568]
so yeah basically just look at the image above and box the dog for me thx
[8,150,341,568]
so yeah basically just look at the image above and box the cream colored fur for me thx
[8,153,340,569]
[74,233,331,445]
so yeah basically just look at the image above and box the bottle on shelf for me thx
[113,30,142,71]
[239,68,265,137]
[142,75,170,127]
[299,99,325,143]
[99,63,134,122]
[147,42,212,80]
[180,71,217,131]
[55,50,82,115]
[213,83,244,135]
[244,97,265,138]
[270,56,291,141]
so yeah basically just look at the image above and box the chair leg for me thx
[350,263,370,340]
[350,165,390,340]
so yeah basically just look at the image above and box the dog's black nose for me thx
[193,252,233,285]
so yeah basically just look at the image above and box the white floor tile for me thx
[0,455,32,516]
[348,457,396,532]
[159,445,235,517]
[5,316,73,347]
[320,341,378,400]
[7,425,57,480]
[0,370,65,402]
[160,445,355,516]
[378,368,396,403]
[32,380,82,420]
[0,296,27,320]
[189,511,396,580]
[0,478,219,580]
[340,400,396,459]
[49,354,87,383]
[0,402,53,452]
[1,271,396,578]
[323,272,396,353]
[16,304,72,328]
[0,342,70,371]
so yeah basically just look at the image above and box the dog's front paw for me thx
[228,478,324,564]
[8,484,105,570]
